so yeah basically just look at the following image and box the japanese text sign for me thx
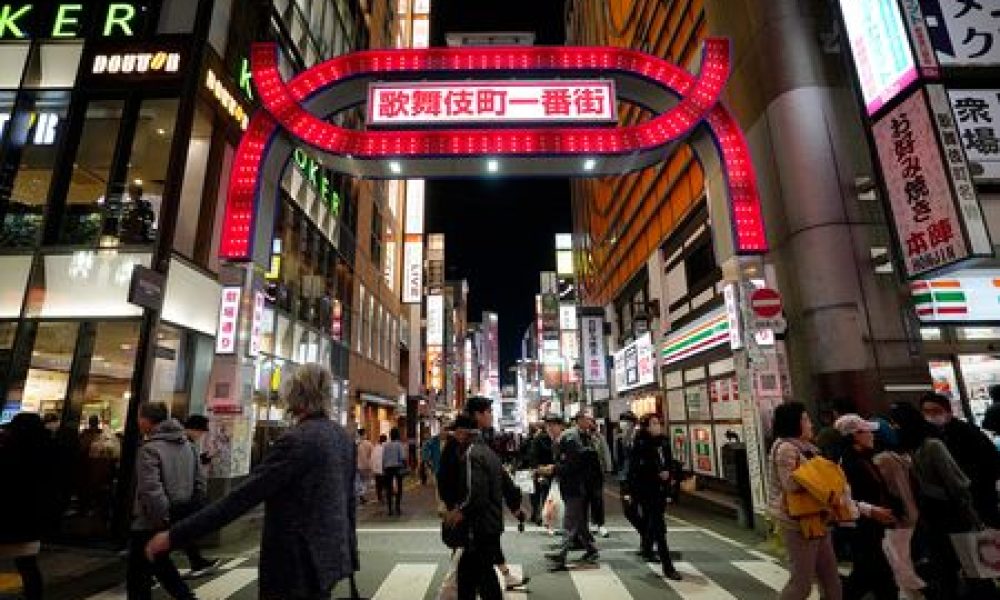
[215,287,241,354]
[839,0,918,115]
[873,89,978,277]
[581,315,607,386]
[920,0,1000,67]
[948,88,1000,181]
[248,291,264,357]
[367,80,617,126]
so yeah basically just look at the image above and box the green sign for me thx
[292,147,341,216]
[0,3,139,39]
[238,57,253,101]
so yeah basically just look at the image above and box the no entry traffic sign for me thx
[750,288,782,319]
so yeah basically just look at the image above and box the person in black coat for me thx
[528,426,553,525]
[146,365,358,600]
[834,415,899,600]
[627,413,681,581]
[0,413,56,600]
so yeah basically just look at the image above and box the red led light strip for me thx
[220,41,767,259]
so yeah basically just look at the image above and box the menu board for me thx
[691,424,716,476]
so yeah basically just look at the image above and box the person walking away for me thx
[179,415,220,579]
[628,413,682,581]
[537,413,598,570]
[834,415,899,600]
[0,413,56,600]
[382,428,407,515]
[422,429,445,485]
[891,402,993,600]
[575,412,610,539]
[356,429,374,504]
[528,425,553,526]
[147,364,359,600]
[372,434,386,505]
[77,415,103,514]
[464,397,529,590]
[872,418,927,599]
[768,402,842,600]
[615,411,647,556]
[128,403,201,600]
[920,392,1000,528]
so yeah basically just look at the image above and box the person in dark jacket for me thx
[834,414,898,600]
[179,414,220,578]
[538,413,598,569]
[528,425,553,525]
[0,413,56,600]
[146,364,359,600]
[920,392,1000,527]
[628,413,681,581]
[615,410,647,555]
[442,413,515,600]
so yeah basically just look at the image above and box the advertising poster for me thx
[928,358,964,416]
[667,388,686,423]
[839,0,918,115]
[710,377,741,420]
[920,0,1000,67]
[685,383,711,421]
[947,89,1000,182]
[581,314,608,386]
[671,425,690,468]
[691,424,716,476]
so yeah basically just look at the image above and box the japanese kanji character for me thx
[963,127,1000,154]
[954,97,992,123]
[906,231,930,256]
[894,132,914,161]
[476,90,507,115]
[541,89,572,116]
[901,155,922,180]
[943,131,959,146]
[891,114,911,137]
[955,0,983,18]
[573,88,606,115]
[445,90,474,115]
[927,219,955,247]
[937,112,955,130]
[953,165,969,181]
[948,148,965,163]
[962,27,994,59]
[911,198,933,222]
[378,91,410,118]
[411,90,442,116]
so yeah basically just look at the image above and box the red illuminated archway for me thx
[220,40,767,262]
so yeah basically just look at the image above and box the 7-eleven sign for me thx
[911,279,968,320]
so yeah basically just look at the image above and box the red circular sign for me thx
[750,288,782,319]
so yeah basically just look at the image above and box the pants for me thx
[456,545,503,600]
[779,526,842,600]
[383,466,404,513]
[588,483,605,527]
[127,530,196,600]
[638,496,674,572]
[881,527,925,596]
[374,473,386,502]
[621,484,646,549]
[843,525,897,600]
[530,479,549,523]
[559,495,596,556]
[14,556,41,600]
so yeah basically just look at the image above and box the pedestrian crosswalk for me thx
[85,556,801,600]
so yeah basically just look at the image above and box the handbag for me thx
[950,529,1000,579]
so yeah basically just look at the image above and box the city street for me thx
[73,481,794,600]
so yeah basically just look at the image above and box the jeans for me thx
[127,530,196,600]
[456,545,502,600]
[558,495,596,558]
[779,526,842,600]
[383,466,404,513]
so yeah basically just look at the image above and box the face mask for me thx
[926,414,949,427]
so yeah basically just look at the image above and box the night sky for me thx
[429,1,571,383]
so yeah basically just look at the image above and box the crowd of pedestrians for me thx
[770,392,1000,600]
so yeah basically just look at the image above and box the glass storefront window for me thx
[957,327,1000,341]
[920,327,943,341]
[13,322,79,416]
[929,359,963,417]
[21,42,83,89]
[116,98,178,246]
[61,100,125,245]
[77,322,141,434]
[1,91,70,247]
[958,354,1000,425]
[0,44,29,87]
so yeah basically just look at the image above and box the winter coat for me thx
[552,428,589,498]
[529,432,553,468]
[839,445,896,533]
[0,422,57,544]
[170,416,358,599]
[627,431,673,506]
[911,437,979,532]
[615,432,636,486]
[936,418,1000,527]
[132,418,204,532]
[454,435,520,549]
[873,450,919,528]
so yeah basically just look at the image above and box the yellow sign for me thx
[206,68,249,130]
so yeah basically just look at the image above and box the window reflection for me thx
[13,322,80,417]
[21,43,83,89]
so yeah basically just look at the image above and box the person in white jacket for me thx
[371,434,386,504]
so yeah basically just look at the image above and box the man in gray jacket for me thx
[127,403,201,600]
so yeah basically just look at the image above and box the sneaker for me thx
[662,564,682,581]
[580,549,599,563]
[544,551,566,563]
[186,558,221,579]
[598,526,609,538]
[503,572,530,590]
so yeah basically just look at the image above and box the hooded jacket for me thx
[133,418,203,531]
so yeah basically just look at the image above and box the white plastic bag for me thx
[436,548,463,600]
[542,480,564,530]
[513,469,534,495]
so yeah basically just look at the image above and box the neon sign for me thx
[291,148,342,216]
[219,41,768,260]
[0,3,140,39]
[92,50,181,76]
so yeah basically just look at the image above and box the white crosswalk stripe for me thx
[648,561,738,599]
[192,568,257,600]
[370,563,437,600]
[569,563,632,600]
[732,560,820,599]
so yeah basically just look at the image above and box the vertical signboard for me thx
[920,0,1000,67]
[581,314,608,386]
[216,287,241,354]
[948,89,1000,181]
[402,179,424,304]
[426,293,444,346]
[872,89,988,276]
[248,290,265,357]
[838,0,919,115]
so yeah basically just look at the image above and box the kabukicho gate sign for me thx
[219,40,769,264]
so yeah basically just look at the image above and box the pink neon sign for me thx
[220,40,768,259]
